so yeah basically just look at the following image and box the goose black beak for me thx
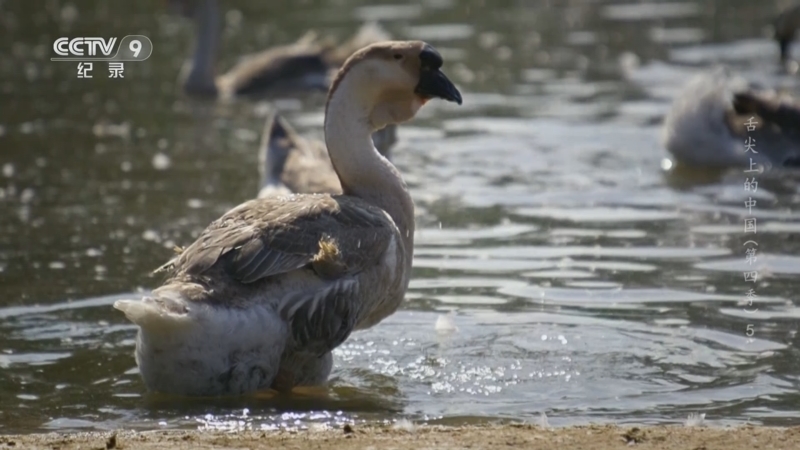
[413,44,462,105]
[415,68,462,105]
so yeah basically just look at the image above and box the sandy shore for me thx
[4,424,800,450]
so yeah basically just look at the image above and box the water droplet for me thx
[142,229,160,242]
[152,153,171,170]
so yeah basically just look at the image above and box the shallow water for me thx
[1,0,800,434]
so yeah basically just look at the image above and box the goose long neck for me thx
[324,78,415,253]
[186,0,219,94]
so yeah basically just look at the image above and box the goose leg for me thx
[271,351,333,392]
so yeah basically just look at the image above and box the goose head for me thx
[327,41,462,131]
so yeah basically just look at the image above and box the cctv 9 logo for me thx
[52,36,152,61]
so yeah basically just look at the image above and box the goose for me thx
[256,112,397,197]
[776,4,800,64]
[176,0,392,98]
[114,41,463,396]
[661,68,800,170]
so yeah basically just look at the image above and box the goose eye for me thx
[393,54,403,60]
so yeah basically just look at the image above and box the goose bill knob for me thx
[414,46,462,105]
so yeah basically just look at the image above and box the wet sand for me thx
[5,424,800,450]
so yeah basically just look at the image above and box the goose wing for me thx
[731,90,800,167]
[157,195,397,353]
[161,194,394,283]
[258,112,305,196]
[258,113,397,196]
[733,91,800,133]
[260,114,342,195]
[220,44,330,96]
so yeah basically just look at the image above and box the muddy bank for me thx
[4,423,800,450]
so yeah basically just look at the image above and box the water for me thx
[1,0,800,434]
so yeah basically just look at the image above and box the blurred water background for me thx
[1,0,800,433]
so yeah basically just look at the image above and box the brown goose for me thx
[176,0,392,98]
[257,112,397,197]
[661,68,800,169]
[114,41,462,396]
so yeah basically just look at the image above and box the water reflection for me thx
[1,0,800,434]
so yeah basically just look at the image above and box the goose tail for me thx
[258,112,296,198]
[114,291,193,331]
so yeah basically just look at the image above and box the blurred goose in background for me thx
[661,68,800,170]
[114,41,462,396]
[257,113,397,198]
[775,4,800,65]
[173,0,393,98]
